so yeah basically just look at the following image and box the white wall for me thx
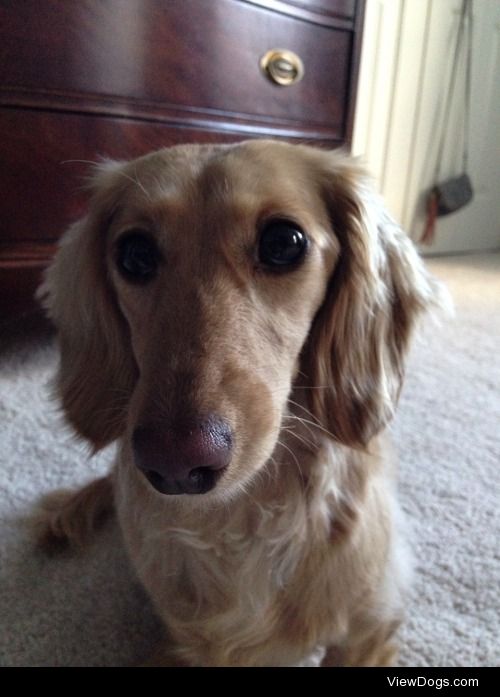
[352,0,500,254]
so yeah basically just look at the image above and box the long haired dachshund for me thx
[37,140,443,666]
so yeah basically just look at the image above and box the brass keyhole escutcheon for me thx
[260,49,304,87]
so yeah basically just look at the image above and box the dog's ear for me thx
[37,161,137,451]
[301,153,445,448]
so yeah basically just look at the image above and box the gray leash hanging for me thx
[422,0,474,245]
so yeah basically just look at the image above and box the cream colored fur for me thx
[36,140,444,666]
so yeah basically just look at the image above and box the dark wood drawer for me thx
[257,0,357,21]
[1,0,352,136]
[0,108,267,246]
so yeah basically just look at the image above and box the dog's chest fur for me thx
[114,440,397,666]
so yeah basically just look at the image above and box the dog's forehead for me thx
[107,142,334,249]
[126,141,319,209]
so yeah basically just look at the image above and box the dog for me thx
[36,140,443,666]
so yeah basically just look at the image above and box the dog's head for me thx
[40,141,441,499]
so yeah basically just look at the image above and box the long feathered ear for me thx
[301,154,446,448]
[37,162,137,450]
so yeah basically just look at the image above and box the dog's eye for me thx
[258,220,308,268]
[116,232,160,283]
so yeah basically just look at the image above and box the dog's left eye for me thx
[116,232,161,283]
[258,220,308,268]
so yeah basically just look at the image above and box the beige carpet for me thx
[1,252,499,667]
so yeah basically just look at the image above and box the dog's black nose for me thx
[132,416,232,495]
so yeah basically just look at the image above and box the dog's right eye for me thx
[116,232,161,283]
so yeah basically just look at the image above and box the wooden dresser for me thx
[0,0,365,321]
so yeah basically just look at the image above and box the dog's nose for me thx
[132,416,232,495]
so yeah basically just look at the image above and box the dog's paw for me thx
[32,476,113,556]
[32,489,80,555]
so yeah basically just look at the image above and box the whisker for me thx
[286,407,338,442]
[281,425,316,451]
[289,415,338,442]
[287,398,321,424]
[115,168,152,202]
[285,403,320,441]
[276,439,306,487]
[284,416,317,444]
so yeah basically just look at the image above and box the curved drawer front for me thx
[0,0,354,136]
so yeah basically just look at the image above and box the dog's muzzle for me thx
[132,416,232,495]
